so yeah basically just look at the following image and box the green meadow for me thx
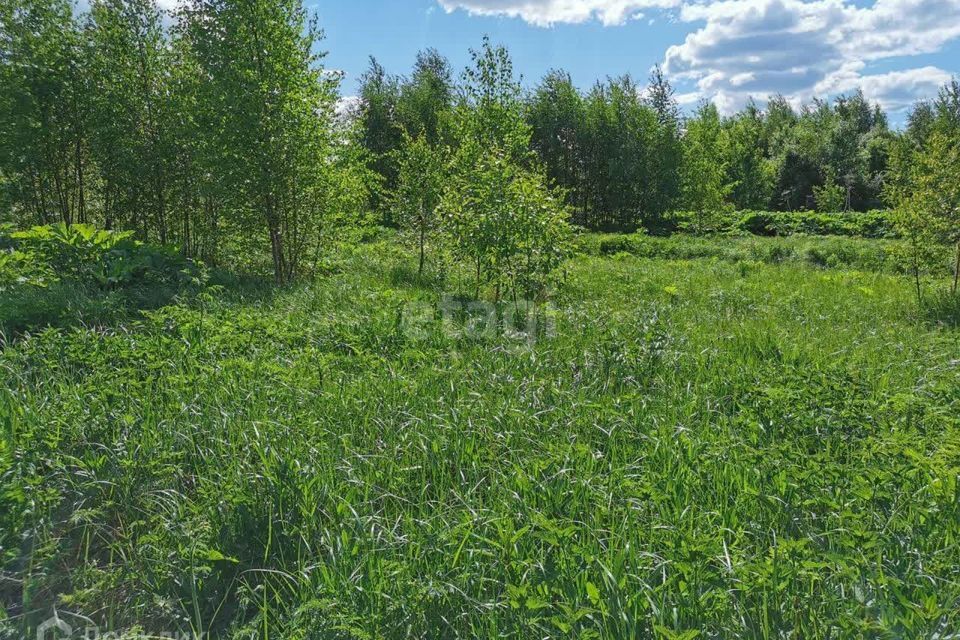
[2,233,958,638]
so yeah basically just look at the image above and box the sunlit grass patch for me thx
[1,235,958,638]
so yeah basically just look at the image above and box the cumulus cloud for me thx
[849,0,960,60]
[75,0,180,13]
[437,0,680,26]
[434,0,958,112]
[664,0,960,113]
[819,65,954,110]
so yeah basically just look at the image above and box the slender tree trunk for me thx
[912,235,922,306]
[267,194,285,285]
[135,31,168,243]
[418,210,426,276]
[157,178,168,244]
[37,174,50,225]
[203,195,217,263]
[475,255,482,299]
[953,241,960,296]
[245,4,284,284]
[28,167,44,224]
[105,183,115,230]
[184,202,192,258]
[68,50,85,226]
[75,136,86,224]
[915,261,922,307]
[52,162,69,225]
[270,224,284,285]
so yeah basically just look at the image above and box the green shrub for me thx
[595,231,647,255]
[813,176,846,212]
[729,210,896,239]
[577,232,925,275]
[748,241,795,263]
[8,223,203,290]
[738,211,778,236]
[0,224,206,338]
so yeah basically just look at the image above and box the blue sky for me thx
[310,0,960,119]
[314,1,688,93]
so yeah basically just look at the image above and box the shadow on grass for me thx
[922,290,960,328]
[0,268,286,347]
[0,282,175,346]
[388,260,445,291]
[922,291,960,329]
[206,269,286,304]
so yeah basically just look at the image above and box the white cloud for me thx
[336,95,361,119]
[75,0,180,14]
[848,0,960,60]
[435,0,957,113]
[819,65,954,110]
[663,0,960,113]
[437,0,680,26]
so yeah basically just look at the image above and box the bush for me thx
[1,224,206,338]
[670,209,735,235]
[813,176,846,212]
[731,210,896,239]
[8,224,202,289]
[577,232,923,275]
[738,211,778,236]
[595,231,647,255]
[441,149,573,300]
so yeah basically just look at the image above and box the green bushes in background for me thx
[671,209,896,238]
[735,209,895,238]
[578,231,949,277]
[0,224,205,338]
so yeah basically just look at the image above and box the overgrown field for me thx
[2,234,959,638]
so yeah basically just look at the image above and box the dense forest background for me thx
[357,56,959,231]
[2,0,959,283]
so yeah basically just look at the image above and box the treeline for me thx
[1,1,570,295]
[3,2,958,288]
[0,0,369,283]
[356,60,683,230]
[356,53,960,232]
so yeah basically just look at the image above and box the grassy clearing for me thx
[2,234,959,638]
[579,232,926,275]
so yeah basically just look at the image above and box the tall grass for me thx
[1,236,958,638]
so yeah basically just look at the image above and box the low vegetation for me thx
[671,209,897,239]
[2,233,959,638]
[0,223,204,340]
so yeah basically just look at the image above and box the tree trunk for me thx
[157,178,168,244]
[915,262,922,306]
[37,174,50,224]
[75,136,86,224]
[418,213,426,277]
[475,256,482,300]
[270,223,284,285]
[267,194,285,285]
[52,163,69,225]
[953,241,960,296]
[913,236,922,306]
